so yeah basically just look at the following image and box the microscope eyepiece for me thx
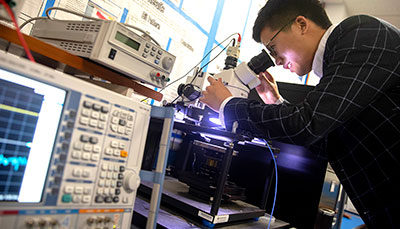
[247,49,275,74]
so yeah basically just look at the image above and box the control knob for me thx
[25,218,37,227]
[38,219,47,227]
[49,218,59,226]
[123,170,140,193]
[96,216,104,224]
[162,57,174,70]
[104,216,112,224]
[86,217,96,225]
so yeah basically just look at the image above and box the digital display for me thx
[0,68,66,203]
[115,31,141,51]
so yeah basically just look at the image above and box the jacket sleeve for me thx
[224,15,400,146]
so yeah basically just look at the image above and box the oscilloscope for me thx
[0,51,152,228]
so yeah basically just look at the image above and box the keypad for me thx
[104,139,129,159]
[79,100,109,130]
[61,185,92,204]
[71,134,101,162]
[95,162,125,204]
[110,109,134,137]
[60,101,139,207]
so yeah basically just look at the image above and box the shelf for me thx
[0,24,163,101]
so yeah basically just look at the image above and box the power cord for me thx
[265,140,278,229]
[19,16,45,29]
[19,6,100,29]
[45,6,100,21]
[140,32,240,103]
[190,38,235,85]
[19,6,160,47]
[165,37,236,105]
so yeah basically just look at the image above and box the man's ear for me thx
[295,16,309,35]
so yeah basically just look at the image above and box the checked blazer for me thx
[223,15,400,228]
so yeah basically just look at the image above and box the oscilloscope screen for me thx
[0,79,43,201]
[0,68,66,203]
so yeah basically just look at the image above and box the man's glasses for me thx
[265,18,296,57]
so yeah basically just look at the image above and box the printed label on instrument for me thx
[213,214,229,224]
[198,211,213,222]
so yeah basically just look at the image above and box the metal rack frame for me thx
[138,106,175,229]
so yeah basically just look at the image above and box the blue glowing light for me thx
[209,117,221,125]
[0,154,28,171]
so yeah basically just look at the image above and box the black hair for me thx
[252,0,332,42]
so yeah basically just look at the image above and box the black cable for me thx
[169,94,182,105]
[189,38,234,85]
[140,33,239,103]
[168,38,234,106]
[174,34,237,87]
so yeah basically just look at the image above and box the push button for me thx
[62,194,72,203]
[95,195,104,203]
[104,196,113,203]
[120,150,128,158]
[108,48,117,60]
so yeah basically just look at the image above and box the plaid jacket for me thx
[223,15,400,228]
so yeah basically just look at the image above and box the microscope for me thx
[165,41,280,216]
[175,42,275,127]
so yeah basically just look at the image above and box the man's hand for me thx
[199,76,232,112]
[255,71,282,104]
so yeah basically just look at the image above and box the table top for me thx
[133,196,291,229]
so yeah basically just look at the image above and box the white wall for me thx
[10,0,324,104]
[324,2,348,25]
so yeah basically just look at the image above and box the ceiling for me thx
[323,0,400,28]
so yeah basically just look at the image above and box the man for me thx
[200,0,400,228]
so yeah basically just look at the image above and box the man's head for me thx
[253,0,332,76]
